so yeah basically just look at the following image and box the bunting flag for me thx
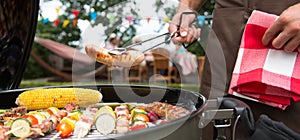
[90,12,97,21]
[55,7,60,15]
[197,16,206,27]
[163,17,170,23]
[109,15,115,23]
[42,18,49,24]
[147,17,151,23]
[73,19,78,27]
[54,19,60,27]
[62,20,70,28]
[71,9,79,18]
[126,16,133,23]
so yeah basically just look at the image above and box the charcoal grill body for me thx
[0,0,39,90]
[0,84,206,140]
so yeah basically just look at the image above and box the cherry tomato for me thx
[22,114,38,125]
[131,121,148,131]
[56,122,73,138]
[29,112,47,124]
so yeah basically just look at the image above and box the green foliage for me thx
[20,80,200,92]
[20,81,74,88]
[23,39,53,79]
[24,0,214,79]
[25,0,131,79]
[199,0,215,15]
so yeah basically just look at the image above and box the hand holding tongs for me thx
[109,12,199,55]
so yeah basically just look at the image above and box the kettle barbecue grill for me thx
[0,0,256,139]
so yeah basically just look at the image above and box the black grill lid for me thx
[0,0,39,90]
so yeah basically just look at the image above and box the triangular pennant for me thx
[62,20,70,28]
[54,19,60,27]
[73,19,78,27]
[147,17,151,23]
[109,15,115,23]
[90,12,97,21]
[197,16,206,27]
[42,18,49,24]
[126,16,133,23]
[55,7,60,15]
[71,9,80,18]
[164,17,170,23]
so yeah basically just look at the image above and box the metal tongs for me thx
[109,12,199,55]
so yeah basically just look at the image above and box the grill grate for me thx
[40,126,116,139]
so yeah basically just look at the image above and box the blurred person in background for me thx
[132,35,147,67]
[105,33,119,50]
[169,0,300,139]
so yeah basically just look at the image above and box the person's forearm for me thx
[178,0,207,12]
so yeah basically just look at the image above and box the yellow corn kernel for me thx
[15,88,103,110]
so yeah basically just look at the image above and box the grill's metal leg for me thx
[200,99,236,140]
[215,128,227,140]
[214,119,231,140]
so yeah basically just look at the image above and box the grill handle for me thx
[217,97,255,136]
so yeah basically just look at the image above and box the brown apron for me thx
[200,0,300,139]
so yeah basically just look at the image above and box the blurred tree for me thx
[25,0,132,79]
[23,0,214,79]
[34,0,214,48]
[199,0,215,15]
[35,0,131,47]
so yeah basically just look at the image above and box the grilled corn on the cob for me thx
[15,88,103,110]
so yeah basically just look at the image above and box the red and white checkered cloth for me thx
[229,10,300,110]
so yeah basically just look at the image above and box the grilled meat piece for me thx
[0,126,10,140]
[0,112,21,120]
[11,106,27,114]
[146,102,190,120]
[63,102,79,113]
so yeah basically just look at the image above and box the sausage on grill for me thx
[85,44,145,67]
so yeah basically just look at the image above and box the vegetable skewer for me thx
[4,126,22,136]
[115,105,130,134]
[94,106,116,135]
[73,106,98,138]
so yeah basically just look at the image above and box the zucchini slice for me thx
[95,113,116,135]
[10,118,31,138]
[94,106,116,135]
